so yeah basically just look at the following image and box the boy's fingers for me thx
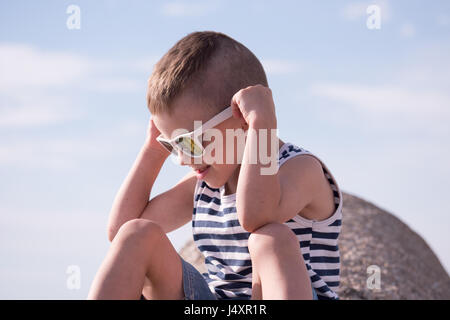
[230,97,243,119]
[232,107,241,119]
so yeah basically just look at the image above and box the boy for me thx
[88,31,342,300]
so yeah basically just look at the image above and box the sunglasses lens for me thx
[158,140,177,155]
[175,136,203,156]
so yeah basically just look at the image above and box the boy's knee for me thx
[114,218,164,247]
[248,222,298,256]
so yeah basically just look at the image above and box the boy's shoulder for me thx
[278,151,324,186]
[278,142,322,175]
[278,144,337,221]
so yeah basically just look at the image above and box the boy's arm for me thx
[138,170,197,234]
[107,142,167,241]
[237,122,321,232]
[232,85,320,232]
[107,118,195,241]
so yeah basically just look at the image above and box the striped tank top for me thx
[192,142,343,300]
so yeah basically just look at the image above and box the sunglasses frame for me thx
[156,106,233,158]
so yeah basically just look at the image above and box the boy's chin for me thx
[202,175,224,189]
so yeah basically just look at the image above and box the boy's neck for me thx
[224,165,241,196]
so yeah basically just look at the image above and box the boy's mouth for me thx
[194,165,211,179]
[194,165,210,174]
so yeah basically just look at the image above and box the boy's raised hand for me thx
[144,117,171,157]
[230,84,277,129]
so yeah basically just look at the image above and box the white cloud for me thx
[261,59,302,75]
[399,23,415,38]
[0,134,127,170]
[161,0,221,17]
[0,44,89,127]
[341,2,368,20]
[0,103,80,128]
[0,116,146,170]
[88,77,143,92]
[310,83,450,118]
[310,83,450,136]
[309,44,450,135]
[0,44,89,91]
[394,45,450,92]
[341,1,391,22]
[133,55,161,72]
[0,43,148,94]
[0,43,155,127]
[0,43,152,175]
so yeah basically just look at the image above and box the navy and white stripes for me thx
[192,142,342,300]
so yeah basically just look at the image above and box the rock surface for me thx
[179,192,450,299]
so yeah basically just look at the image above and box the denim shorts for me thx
[180,256,318,300]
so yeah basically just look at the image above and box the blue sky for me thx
[1,0,449,299]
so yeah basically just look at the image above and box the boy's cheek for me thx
[203,128,247,165]
[212,163,239,181]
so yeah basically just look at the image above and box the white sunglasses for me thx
[156,106,233,158]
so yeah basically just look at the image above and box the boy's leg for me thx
[248,222,312,300]
[87,219,184,300]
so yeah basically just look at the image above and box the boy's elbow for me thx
[107,223,120,242]
[107,226,115,242]
[238,200,281,233]
[239,214,265,233]
[239,207,280,233]
[240,220,255,233]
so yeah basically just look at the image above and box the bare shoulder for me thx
[278,154,336,221]
[278,153,324,183]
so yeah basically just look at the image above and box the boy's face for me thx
[152,92,247,189]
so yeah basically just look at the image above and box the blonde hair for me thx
[147,31,268,115]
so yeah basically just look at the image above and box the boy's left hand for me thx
[230,84,277,128]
